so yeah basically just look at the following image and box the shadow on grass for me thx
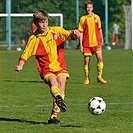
[60,124,82,128]
[0,117,47,125]
[0,117,82,127]
[3,80,43,83]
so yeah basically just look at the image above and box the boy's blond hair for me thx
[33,10,49,25]
[85,0,93,9]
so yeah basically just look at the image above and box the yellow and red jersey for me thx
[78,13,102,47]
[19,26,77,77]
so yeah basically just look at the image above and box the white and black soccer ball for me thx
[16,47,22,51]
[106,46,111,50]
[88,97,106,115]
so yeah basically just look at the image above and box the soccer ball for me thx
[16,47,22,51]
[88,97,106,115]
[112,42,115,46]
[106,46,111,50]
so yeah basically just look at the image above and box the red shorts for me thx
[41,69,70,81]
[83,45,102,56]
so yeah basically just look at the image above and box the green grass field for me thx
[0,49,132,133]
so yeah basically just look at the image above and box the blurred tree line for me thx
[0,0,131,44]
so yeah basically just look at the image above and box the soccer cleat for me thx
[84,79,90,84]
[55,95,66,112]
[97,77,107,84]
[48,117,61,124]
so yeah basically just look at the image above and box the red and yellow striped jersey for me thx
[78,13,102,47]
[19,26,76,77]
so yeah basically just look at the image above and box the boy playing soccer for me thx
[14,9,80,124]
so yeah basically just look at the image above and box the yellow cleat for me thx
[84,79,90,84]
[97,77,107,84]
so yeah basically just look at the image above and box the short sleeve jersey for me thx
[19,26,76,77]
[78,13,102,47]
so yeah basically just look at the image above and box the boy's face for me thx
[86,4,93,15]
[37,18,48,34]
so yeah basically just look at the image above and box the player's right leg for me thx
[84,65,90,84]
[48,100,61,124]
[83,56,90,84]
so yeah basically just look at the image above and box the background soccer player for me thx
[14,9,80,124]
[30,21,37,35]
[78,0,107,85]
[112,22,120,45]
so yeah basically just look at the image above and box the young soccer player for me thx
[78,0,107,84]
[14,9,80,124]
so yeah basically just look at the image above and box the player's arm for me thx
[78,17,84,52]
[79,32,83,52]
[62,28,80,40]
[97,16,104,46]
[99,29,104,46]
[52,27,80,41]
[14,35,37,72]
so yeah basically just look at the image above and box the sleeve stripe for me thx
[19,57,27,63]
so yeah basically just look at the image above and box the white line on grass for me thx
[107,102,133,105]
[0,102,132,108]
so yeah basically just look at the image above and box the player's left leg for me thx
[115,34,118,45]
[96,51,107,84]
[112,33,116,45]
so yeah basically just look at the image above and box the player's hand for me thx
[14,61,24,72]
[101,41,104,46]
[14,65,22,72]
[80,45,84,53]
[73,30,80,37]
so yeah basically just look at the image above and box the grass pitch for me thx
[0,49,132,133]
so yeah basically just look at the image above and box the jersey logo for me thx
[54,35,58,40]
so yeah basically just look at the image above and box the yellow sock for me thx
[84,65,89,80]
[51,94,65,118]
[50,86,61,97]
[51,107,59,118]
[51,101,60,118]
[97,62,103,78]
[53,100,60,112]
[61,94,65,100]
